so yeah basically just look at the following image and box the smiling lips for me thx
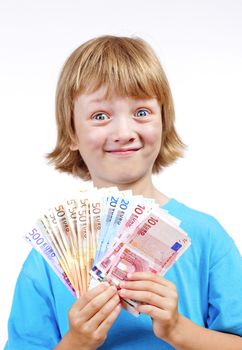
[106,147,141,154]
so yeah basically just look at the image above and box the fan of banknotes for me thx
[24,187,191,315]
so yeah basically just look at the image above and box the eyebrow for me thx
[88,96,156,104]
[88,97,108,104]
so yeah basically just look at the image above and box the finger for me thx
[127,272,175,289]
[94,303,122,338]
[119,280,176,298]
[118,289,172,309]
[137,304,170,321]
[79,285,118,321]
[73,282,110,311]
[87,293,121,331]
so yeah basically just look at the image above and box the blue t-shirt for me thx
[5,199,242,349]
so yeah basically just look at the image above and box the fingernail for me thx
[103,281,110,287]
[127,273,132,278]
[118,289,126,296]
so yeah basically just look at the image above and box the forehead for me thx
[76,86,111,105]
[74,85,160,109]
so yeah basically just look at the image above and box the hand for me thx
[67,283,122,350]
[118,272,179,342]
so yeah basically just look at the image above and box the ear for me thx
[69,137,79,151]
[70,143,79,151]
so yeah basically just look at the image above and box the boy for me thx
[5,35,242,350]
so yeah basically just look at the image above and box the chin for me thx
[108,172,145,186]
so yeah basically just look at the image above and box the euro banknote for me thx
[24,187,191,315]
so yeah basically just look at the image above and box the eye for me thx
[135,109,150,118]
[92,112,110,121]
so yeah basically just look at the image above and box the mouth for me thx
[105,148,141,155]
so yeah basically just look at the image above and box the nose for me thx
[110,117,137,144]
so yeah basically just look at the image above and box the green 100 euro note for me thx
[24,187,191,316]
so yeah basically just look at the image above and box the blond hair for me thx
[47,35,185,180]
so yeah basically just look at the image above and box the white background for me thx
[0,0,242,346]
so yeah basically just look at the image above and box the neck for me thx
[92,176,169,206]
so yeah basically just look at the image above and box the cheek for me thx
[78,128,106,153]
[143,123,162,146]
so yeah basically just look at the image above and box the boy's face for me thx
[72,86,162,187]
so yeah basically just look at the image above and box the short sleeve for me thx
[207,220,242,335]
[5,251,62,350]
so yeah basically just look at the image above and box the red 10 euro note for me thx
[90,207,191,315]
